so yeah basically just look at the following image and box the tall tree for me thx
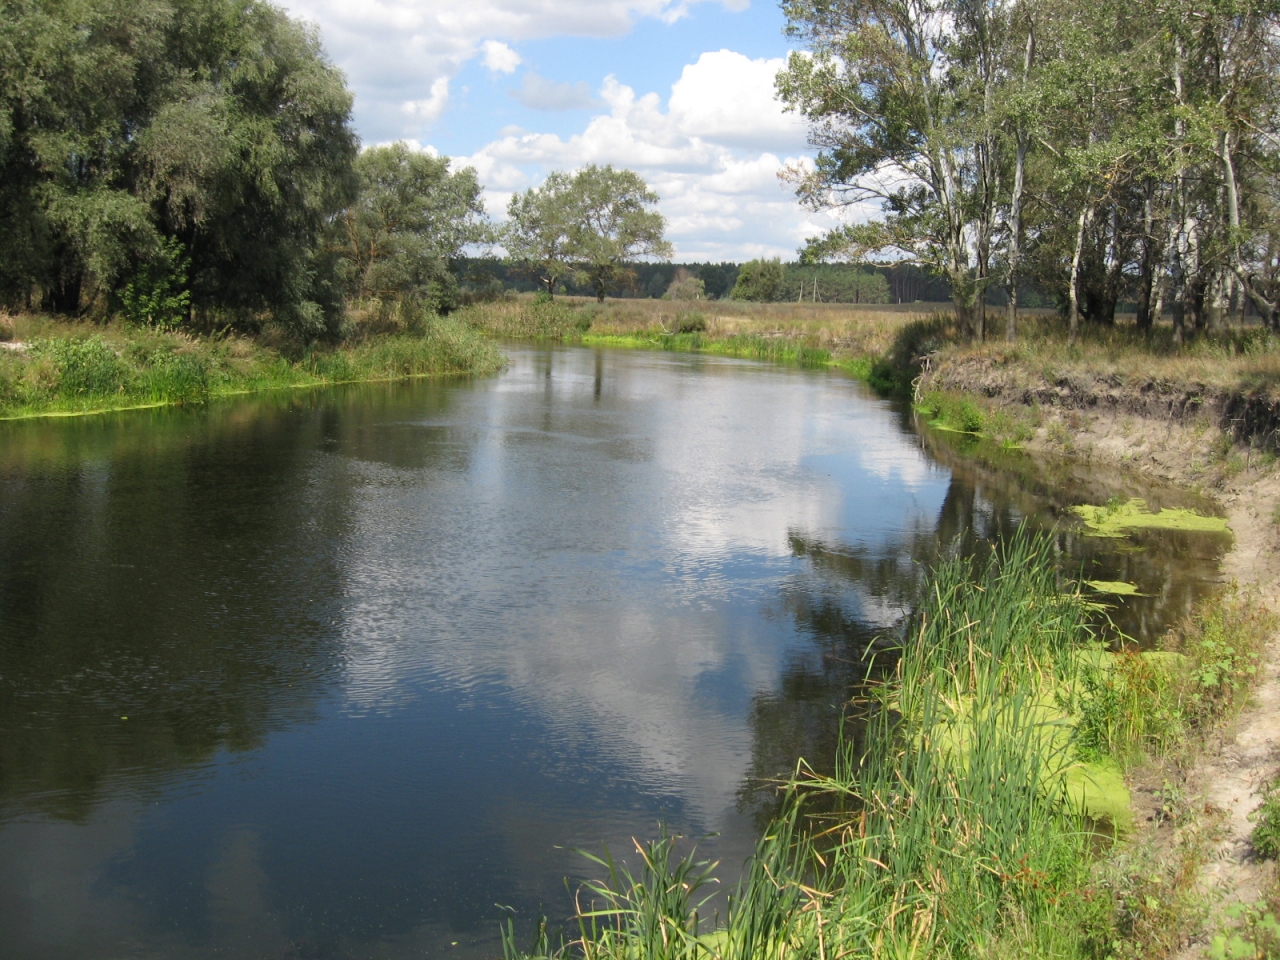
[336,143,487,312]
[777,0,1016,339]
[570,165,671,302]
[0,0,358,334]
[504,166,671,300]
[504,172,579,298]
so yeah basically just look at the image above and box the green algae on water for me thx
[1072,498,1230,538]
[1086,580,1146,596]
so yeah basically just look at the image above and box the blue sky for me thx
[276,0,852,260]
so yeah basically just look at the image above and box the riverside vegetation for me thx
[0,310,502,419]
[501,532,1276,960]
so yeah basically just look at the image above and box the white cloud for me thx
[481,40,522,74]
[450,63,852,260]
[278,0,747,139]
[401,77,450,125]
[669,50,809,152]
[513,73,600,111]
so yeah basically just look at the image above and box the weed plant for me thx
[0,315,502,419]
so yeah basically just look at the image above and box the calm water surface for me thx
[0,346,1228,959]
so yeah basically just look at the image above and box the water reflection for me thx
[0,347,1228,959]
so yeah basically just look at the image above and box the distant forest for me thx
[456,258,1055,307]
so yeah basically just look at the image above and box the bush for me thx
[674,311,706,334]
[1250,781,1280,860]
[30,336,127,397]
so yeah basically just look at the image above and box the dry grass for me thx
[459,294,941,361]
[949,314,1280,396]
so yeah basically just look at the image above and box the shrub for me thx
[1250,781,1280,860]
[30,336,127,397]
[674,311,706,334]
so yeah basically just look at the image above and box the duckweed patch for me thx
[1073,498,1230,538]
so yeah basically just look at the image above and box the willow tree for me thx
[504,171,580,297]
[570,165,671,302]
[336,143,487,313]
[0,0,358,334]
[505,165,670,300]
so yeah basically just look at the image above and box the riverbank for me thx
[914,317,1280,956]
[0,312,504,420]
[455,295,943,379]
[466,299,1280,956]
[503,529,1274,959]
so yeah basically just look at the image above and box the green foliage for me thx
[337,143,487,313]
[781,264,890,304]
[119,237,191,329]
[663,273,705,301]
[29,336,127,397]
[0,0,358,333]
[570,165,672,302]
[778,0,1280,338]
[917,391,985,433]
[729,259,785,302]
[1250,781,1280,861]
[673,312,705,334]
[1210,901,1280,959]
[0,319,502,418]
[504,165,671,300]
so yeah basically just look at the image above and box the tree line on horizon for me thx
[456,257,973,304]
[779,0,1280,342]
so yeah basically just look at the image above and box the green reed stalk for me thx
[505,530,1111,960]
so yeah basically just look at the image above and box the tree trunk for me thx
[1005,23,1034,343]
[1135,189,1155,330]
[1068,204,1093,345]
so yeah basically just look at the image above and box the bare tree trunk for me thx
[1068,204,1093,345]
[1135,188,1156,329]
[1005,23,1034,342]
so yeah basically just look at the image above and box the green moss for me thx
[1072,498,1230,538]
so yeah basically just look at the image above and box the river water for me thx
[0,345,1229,959]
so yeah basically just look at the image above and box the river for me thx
[0,345,1229,959]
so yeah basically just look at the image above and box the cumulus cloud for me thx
[481,40,522,74]
[450,61,849,260]
[513,73,600,111]
[278,0,748,138]
[401,77,450,124]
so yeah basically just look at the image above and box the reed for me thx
[504,532,1126,960]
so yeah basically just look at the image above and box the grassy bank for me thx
[456,296,942,379]
[0,312,503,420]
[903,315,1280,462]
[504,532,1274,960]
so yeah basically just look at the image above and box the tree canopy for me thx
[0,0,358,335]
[336,143,487,314]
[504,165,672,300]
[778,0,1280,342]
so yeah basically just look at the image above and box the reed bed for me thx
[504,531,1274,960]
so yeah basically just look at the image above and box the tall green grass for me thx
[0,316,503,419]
[506,532,1122,960]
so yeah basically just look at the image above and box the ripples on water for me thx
[0,346,1227,958]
